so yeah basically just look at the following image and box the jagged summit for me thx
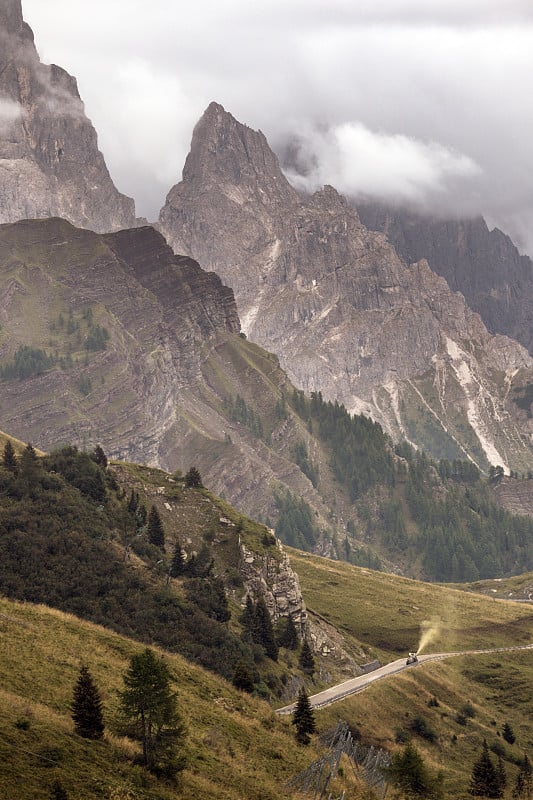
[159,104,533,472]
[0,1,136,232]
[178,101,298,202]
[357,203,533,355]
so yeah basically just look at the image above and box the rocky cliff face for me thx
[357,204,533,356]
[159,104,533,473]
[0,218,237,463]
[0,0,136,231]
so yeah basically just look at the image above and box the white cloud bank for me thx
[284,123,481,206]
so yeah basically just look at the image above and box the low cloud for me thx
[0,96,22,133]
[283,122,481,207]
[20,1,533,254]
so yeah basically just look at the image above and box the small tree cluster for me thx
[275,615,299,650]
[513,754,532,799]
[470,740,506,798]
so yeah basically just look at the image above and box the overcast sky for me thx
[22,0,533,254]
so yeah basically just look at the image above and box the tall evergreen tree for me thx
[147,505,165,548]
[276,615,299,650]
[90,445,108,469]
[71,665,105,740]
[240,595,256,641]
[503,722,516,744]
[513,754,532,799]
[470,740,503,798]
[2,440,18,474]
[119,648,186,775]
[299,638,315,675]
[292,687,316,744]
[253,596,278,661]
[388,741,443,798]
[169,541,185,577]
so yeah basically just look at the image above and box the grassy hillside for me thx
[290,549,533,798]
[0,596,354,800]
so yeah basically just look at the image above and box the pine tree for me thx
[91,445,108,469]
[50,780,69,800]
[292,687,316,744]
[513,755,532,799]
[253,596,278,661]
[388,741,443,798]
[2,440,18,474]
[299,638,315,675]
[276,615,299,650]
[232,659,255,693]
[71,665,105,739]
[503,722,516,744]
[470,740,503,798]
[147,505,165,548]
[119,648,186,775]
[169,541,185,577]
[240,595,256,641]
[185,466,203,488]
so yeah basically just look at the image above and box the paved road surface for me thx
[276,643,533,715]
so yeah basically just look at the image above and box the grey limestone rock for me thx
[0,0,136,232]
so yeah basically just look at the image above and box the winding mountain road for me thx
[276,643,533,715]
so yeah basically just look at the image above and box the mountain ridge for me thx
[158,102,533,473]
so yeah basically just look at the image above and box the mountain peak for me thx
[0,1,136,232]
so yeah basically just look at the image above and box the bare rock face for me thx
[0,218,238,463]
[239,539,307,626]
[159,104,533,472]
[0,0,136,231]
[357,204,533,356]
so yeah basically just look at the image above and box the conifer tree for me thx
[388,741,443,798]
[253,596,278,661]
[71,665,104,740]
[240,595,256,641]
[292,687,316,744]
[276,615,299,650]
[50,780,69,800]
[2,439,18,474]
[91,445,108,469]
[503,722,516,744]
[169,541,185,577]
[185,466,203,488]
[513,755,532,799]
[470,740,503,798]
[119,648,186,775]
[147,505,165,548]
[232,659,255,693]
[299,638,315,675]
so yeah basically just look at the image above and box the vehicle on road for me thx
[406,652,418,665]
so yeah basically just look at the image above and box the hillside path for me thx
[276,643,533,715]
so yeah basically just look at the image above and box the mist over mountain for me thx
[0,0,136,232]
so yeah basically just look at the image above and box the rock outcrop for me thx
[0,0,136,231]
[159,103,533,472]
[357,204,533,355]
